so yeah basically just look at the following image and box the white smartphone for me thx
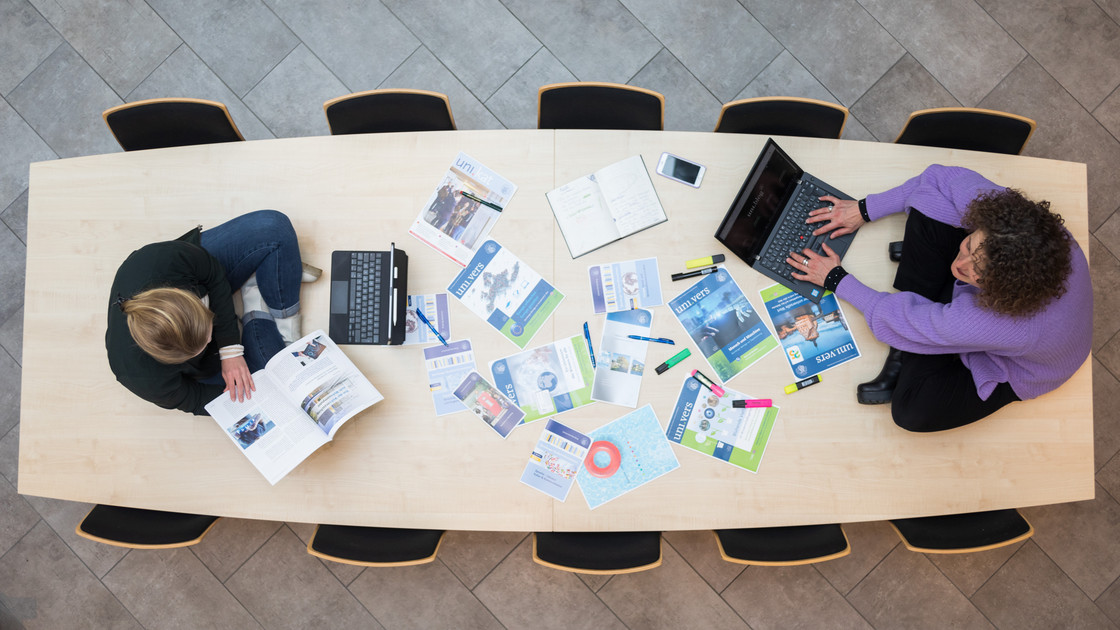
[656,152,705,188]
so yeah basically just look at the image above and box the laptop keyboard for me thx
[758,183,829,280]
[347,252,386,344]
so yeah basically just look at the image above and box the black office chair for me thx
[532,531,662,574]
[307,525,446,566]
[714,97,849,139]
[889,509,1033,553]
[714,524,851,565]
[102,98,245,152]
[75,505,220,549]
[323,89,457,135]
[894,107,1036,155]
[538,82,665,131]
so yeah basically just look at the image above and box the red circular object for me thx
[584,441,621,478]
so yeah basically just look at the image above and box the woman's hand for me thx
[221,356,256,402]
[807,196,865,238]
[786,242,842,287]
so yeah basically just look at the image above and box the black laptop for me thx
[328,243,409,345]
[715,138,857,303]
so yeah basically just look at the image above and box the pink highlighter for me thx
[732,399,773,408]
[690,369,725,397]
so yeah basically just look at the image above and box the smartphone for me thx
[656,152,705,188]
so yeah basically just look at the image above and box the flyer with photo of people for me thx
[759,283,861,380]
[409,152,517,266]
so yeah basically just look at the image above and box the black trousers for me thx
[887,210,1020,432]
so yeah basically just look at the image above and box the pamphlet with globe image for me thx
[448,240,564,349]
[489,335,596,424]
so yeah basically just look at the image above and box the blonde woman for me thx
[106,210,314,415]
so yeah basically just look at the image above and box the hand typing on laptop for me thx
[786,241,840,287]
[806,196,865,238]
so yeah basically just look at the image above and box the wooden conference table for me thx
[19,130,1093,531]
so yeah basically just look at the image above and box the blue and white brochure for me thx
[668,268,778,383]
[576,405,680,510]
[588,257,663,313]
[591,309,652,408]
[520,419,591,501]
[759,283,860,379]
[448,240,564,349]
[423,339,476,416]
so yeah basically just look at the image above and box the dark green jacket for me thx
[105,229,240,416]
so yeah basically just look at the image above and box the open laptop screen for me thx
[716,140,803,261]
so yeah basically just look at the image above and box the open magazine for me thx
[205,331,384,485]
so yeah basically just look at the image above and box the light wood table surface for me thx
[19,130,1094,531]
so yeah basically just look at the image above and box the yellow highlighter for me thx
[685,254,725,269]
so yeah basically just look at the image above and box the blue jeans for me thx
[199,209,303,371]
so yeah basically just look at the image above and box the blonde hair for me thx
[122,287,214,364]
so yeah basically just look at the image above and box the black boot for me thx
[857,347,904,404]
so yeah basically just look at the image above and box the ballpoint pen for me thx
[460,190,503,212]
[583,322,597,368]
[628,335,674,345]
[671,265,718,281]
[415,309,448,346]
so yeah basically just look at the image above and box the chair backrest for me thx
[532,531,662,574]
[889,509,1033,553]
[102,98,244,152]
[75,505,219,549]
[714,524,850,566]
[538,82,665,131]
[714,97,849,139]
[307,525,445,566]
[323,89,457,135]
[894,107,1036,155]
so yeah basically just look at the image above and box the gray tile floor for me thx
[3,0,1120,627]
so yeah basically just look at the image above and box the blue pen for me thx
[628,335,675,345]
[415,309,448,346]
[583,322,597,368]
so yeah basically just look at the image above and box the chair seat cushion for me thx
[310,525,444,564]
[891,510,1030,551]
[80,505,217,546]
[715,524,848,563]
[535,531,661,571]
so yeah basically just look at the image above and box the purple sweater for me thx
[835,165,1092,400]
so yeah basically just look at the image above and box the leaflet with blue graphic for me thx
[490,335,596,424]
[665,377,778,473]
[576,405,680,510]
[668,268,778,383]
[759,283,860,380]
[588,257,663,313]
[448,240,564,349]
[591,309,652,408]
[403,293,451,345]
[520,419,591,501]
[423,339,476,416]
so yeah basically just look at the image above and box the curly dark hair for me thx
[963,188,1072,317]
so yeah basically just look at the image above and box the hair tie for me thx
[113,293,128,312]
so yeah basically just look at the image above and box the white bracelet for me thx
[219,344,244,360]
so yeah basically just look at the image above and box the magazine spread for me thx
[408,152,518,267]
[759,283,861,380]
[205,331,383,485]
[590,308,652,408]
[546,155,667,258]
[665,377,778,474]
[668,267,778,383]
[448,240,564,349]
[588,257,663,313]
[490,335,596,424]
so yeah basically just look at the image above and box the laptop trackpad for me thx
[330,281,349,314]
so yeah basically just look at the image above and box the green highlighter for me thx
[655,348,691,375]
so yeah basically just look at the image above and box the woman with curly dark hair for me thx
[784,165,1091,432]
